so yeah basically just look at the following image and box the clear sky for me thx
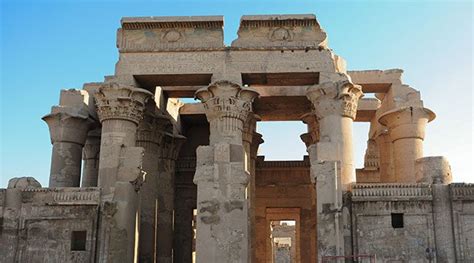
[1,0,472,187]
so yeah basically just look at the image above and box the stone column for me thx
[193,80,258,263]
[306,80,363,188]
[173,192,196,263]
[300,112,319,148]
[43,108,93,187]
[94,82,152,262]
[156,132,186,263]
[81,128,101,187]
[95,82,152,191]
[375,128,395,183]
[416,157,456,262]
[379,106,435,182]
[136,111,167,263]
[242,114,262,263]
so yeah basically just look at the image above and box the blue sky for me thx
[1,0,472,187]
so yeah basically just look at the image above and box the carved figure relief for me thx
[270,27,293,41]
[162,30,183,43]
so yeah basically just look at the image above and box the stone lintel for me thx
[118,16,224,52]
[232,14,327,49]
[179,97,378,122]
[348,69,403,93]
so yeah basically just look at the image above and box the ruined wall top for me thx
[117,16,224,52]
[232,14,328,49]
[116,14,328,52]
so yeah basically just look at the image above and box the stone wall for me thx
[451,183,474,261]
[351,183,474,262]
[254,157,316,263]
[0,187,100,263]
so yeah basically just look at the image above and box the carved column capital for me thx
[159,133,186,160]
[42,109,94,145]
[379,106,435,141]
[94,82,153,125]
[83,128,101,160]
[137,111,172,148]
[195,80,259,144]
[300,112,320,147]
[250,132,264,160]
[243,114,261,145]
[306,81,363,120]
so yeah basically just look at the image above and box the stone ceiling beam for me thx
[179,97,379,122]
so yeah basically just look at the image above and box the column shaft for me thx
[137,141,160,263]
[379,106,435,183]
[98,119,138,190]
[94,82,152,263]
[393,138,423,182]
[173,197,195,263]
[306,80,363,189]
[194,80,258,263]
[50,142,83,187]
[43,109,93,187]
[81,129,101,187]
[318,115,355,186]
[376,131,395,183]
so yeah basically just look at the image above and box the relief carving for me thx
[269,27,293,41]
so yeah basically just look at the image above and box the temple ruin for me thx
[1,14,473,262]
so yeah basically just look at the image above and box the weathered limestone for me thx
[379,106,435,183]
[156,132,186,263]
[242,114,262,263]
[355,139,381,183]
[3,14,472,263]
[308,149,344,261]
[118,16,224,52]
[81,128,101,187]
[94,82,152,191]
[232,14,328,49]
[306,80,363,188]
[193,80,258,263]
[255,158,316,262]
[300,112,319,148]
[374,127,395,182]
[94,82,152,262]
[417,157,456,262]
[137,108,185,263]
[136,111,167,263]
[43,89,94,187]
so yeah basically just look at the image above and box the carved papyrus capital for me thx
[159,133,186,160]
[195,80,259,144]
[306,81,363,120]
[94,83,153,125]
[83,128,101,160]
[300,112,320,147]
[250,132,264,160]
[136,111,172,147]
[242,114,261,145]
[379,106,435,141]
[42,110,94,145]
